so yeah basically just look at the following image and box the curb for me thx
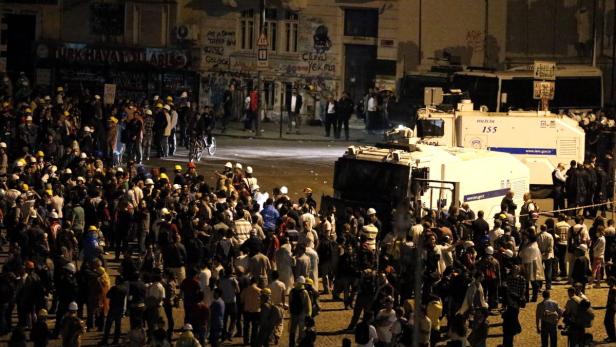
[212,130,382,144]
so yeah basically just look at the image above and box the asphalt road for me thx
[1,136,614,346]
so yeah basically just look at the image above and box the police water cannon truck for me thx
[416,99,585,195]
[322,128,529,226]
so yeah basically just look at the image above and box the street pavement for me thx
[1,130,615,346]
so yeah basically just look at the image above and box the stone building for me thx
[1,0,612,116]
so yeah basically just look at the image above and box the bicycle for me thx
[188,134,216,162]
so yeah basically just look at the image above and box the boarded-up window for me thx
[139,8,166,47]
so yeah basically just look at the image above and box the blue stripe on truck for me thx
[464,188,511,202]
[487,147,557,155]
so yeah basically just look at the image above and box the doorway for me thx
[344,44,377,104]
[4,14,36,79]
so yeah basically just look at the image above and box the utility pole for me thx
[256,0,266,137]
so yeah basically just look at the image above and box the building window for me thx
[344,8,378,37]
[263,8,278,51]
[90,2,125,36]
[264,80,276,110]
[283,11,298,53]
[240,9,255,50]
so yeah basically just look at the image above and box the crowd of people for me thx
[1,75,616,347]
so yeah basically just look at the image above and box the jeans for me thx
[288,111,300,133]
[142,136,152,159]
[102,312,122,343]
[223,301,238,338]
[161,136,169,157]
[168,129,176,155]
[556,244,568,277]
[543,258,554,289]
[541,322,557,347]
[605,308,616,341]
[324,113,336,137]
[243,311,259,346]
[288,314,307,347]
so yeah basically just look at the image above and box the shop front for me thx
[34,42,198,101]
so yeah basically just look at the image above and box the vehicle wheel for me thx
[208,137,217,156]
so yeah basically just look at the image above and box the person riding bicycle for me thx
[195,105,215,145]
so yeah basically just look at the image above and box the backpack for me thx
[482,259,498,281]
[568,227,582,253]
[289,288,304,315]
[354,321,371,345]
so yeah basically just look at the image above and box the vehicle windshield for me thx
[333,158,410,206]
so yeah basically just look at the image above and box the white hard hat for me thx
[367,208,377,215]
[503,249,514,258]
[246,166,253,174]
[235,163,243,170]
[64,262,76,273]
[163,104,171,111]
[80,152,87,159]
[463,240,475,249]
[224,162,233,169]
[49,211,59,219]
[578,244,588,252]
[0,142,6,148]
[77,176,85,182]
[83,126,91,133]
[296,276,306,284]
[173,184,181,190]
[181,91,188,98]
[183,323,193,331]
[65,168,72,174]
[145,178,154,185]
[280,186,288,195]
[145,109,153,115]
[68,301,78,311]
[485,246,494,255]
[94,94,101,100]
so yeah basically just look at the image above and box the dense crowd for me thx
[1,75,616,347]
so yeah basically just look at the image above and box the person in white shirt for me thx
[366,91,378,133]
[592,226,606,287]
[489,220,504,245]
[324,96,337,137]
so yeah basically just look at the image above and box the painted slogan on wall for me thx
[203,30,236,69]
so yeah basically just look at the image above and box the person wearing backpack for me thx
[477,246,500,310]
[288,276,312,347]
[535,290,562,347]
[567,217,590,283]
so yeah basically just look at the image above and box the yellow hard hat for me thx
[16,158,26,167]
[159,173,169,180]
[261,288,272,295]
[174,164,182,171]
[156,103,164,108]
[166,96,173,101]
[25,108,32,113]
[305,278,314,286]
[88,225,98,231]
[22,183,29,191]
[38,308,48,317]
[45,189,53,196]
[110,117,118,124]
[63,111,70,117]
[36,151,45,157]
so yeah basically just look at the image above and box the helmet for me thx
[174,164,182,171]
[305,278,314,286]
[296,276,306,284]
[173,184,181,190]
[367,208,377,215]
[485,246,494,255]
[155,103,163,109]
[261,288,272,295]
[68,301,78,311]
[235,163,243,170]
[145,109,153,115]
[36,151,44,157]
[463,240,475,249]
[303,187,312,194]
[88,225,98,231]
[159,173,169,181]
[183,323,192,331]
[162,208,171,215]
[224,162,233,169]
[49,211,59,219]
[145,178,154,185]
[246,166,253,174]
[80,152,87,159]
[64,263,77,273]
[38,308,48,317]
[163,105,171,111]
[280,186,288,195]
[578,244,588,252]
[503,249,514,258]
[0,142,6,148]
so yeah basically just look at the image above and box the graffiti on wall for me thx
[203,30,236,69]
[301,52,335,74]
[466,30,484,52]
[313,25,332,53]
